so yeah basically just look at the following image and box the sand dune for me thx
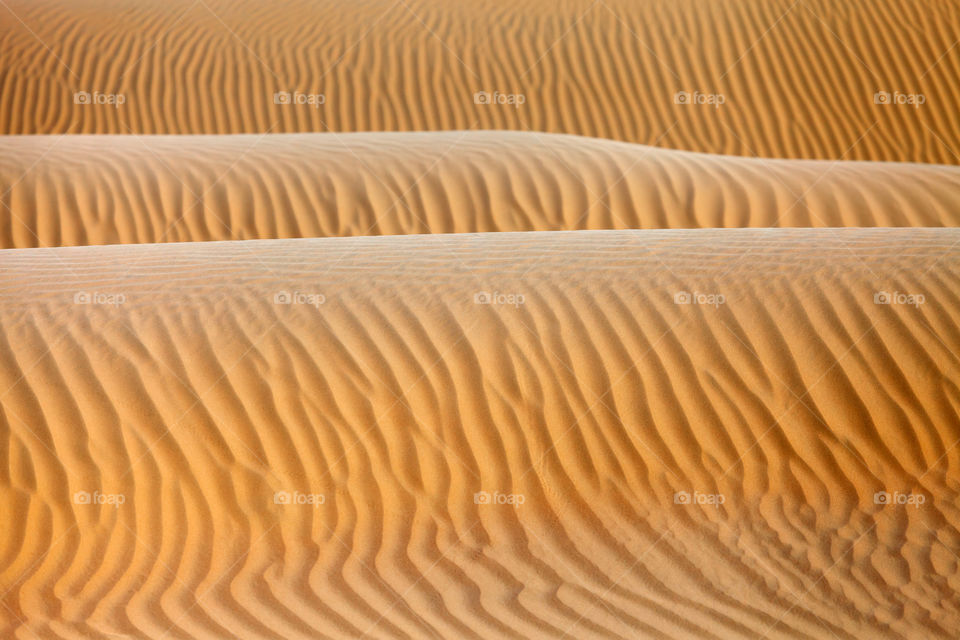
[1,229,958,638]
[3,0,959,162]
[3,0,960,636]
[3,131,960,248]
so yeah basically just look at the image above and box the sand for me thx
[3,0,960,637]
[3,0,960,163]
[1,229,959,639]
[3,132,960,248]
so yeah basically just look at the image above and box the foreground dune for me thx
[3,132,960,248]
[1,229,958,638]
[2,0,959,163]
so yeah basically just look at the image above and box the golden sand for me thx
[3,132,960,248]
[2,0,959,163]
[2,0,959,638]
[1,230,958,638]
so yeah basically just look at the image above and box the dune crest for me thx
[3,132,960,249]
[1,229,958,639]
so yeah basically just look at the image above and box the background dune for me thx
[1,229,958,639]
[2,0,960,162]
[3,131,960,248]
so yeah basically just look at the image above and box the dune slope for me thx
[3,132,960,249]
[1,229,959,639]
[2,0,959,162]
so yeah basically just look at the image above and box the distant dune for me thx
[3,132,960,248]
[1,229,958,639]
[2,0,959,162]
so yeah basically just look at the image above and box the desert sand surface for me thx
[2,0,959,163]
[3,0,960,636]
[1,229,959,639]
[3,132,960,248]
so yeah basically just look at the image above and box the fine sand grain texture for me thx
[3,132,960,248]
[1,229,958,639]
[2,0,960,162]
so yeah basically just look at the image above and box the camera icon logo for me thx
[274,491,291,505]
[673,491,691,504]
[874,291,891,304]
[874,491,890,504]
[474,91,491,105]
[673,91,690,104]
[274,291,292,304]
[674,291,691,305]
[874,91,891,105]
[73,91,91,104]
[74,291,91,304]
[73,491,91,504]
[474,491,491,504]
[474,291,492,304]
[274,91,291,105]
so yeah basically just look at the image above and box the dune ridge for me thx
[2,0,960,162]
[1,229,959,639]
[3,132,960,249]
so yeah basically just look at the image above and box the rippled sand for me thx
[3,0,960,163]
[2,0,960,638]
[2,133,960,249]
[1,230,959,638]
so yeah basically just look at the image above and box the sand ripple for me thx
[3,132,960,248]
[1,229,958,638]
[2,0,959,162]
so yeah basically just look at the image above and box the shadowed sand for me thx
[1,229,959,639]
[3,132,960,248]
[2,0,959,162]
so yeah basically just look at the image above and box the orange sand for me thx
[2,0,959,163]
[1,229,958,638]
[2,0,960,638]
[2,132,960,248]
